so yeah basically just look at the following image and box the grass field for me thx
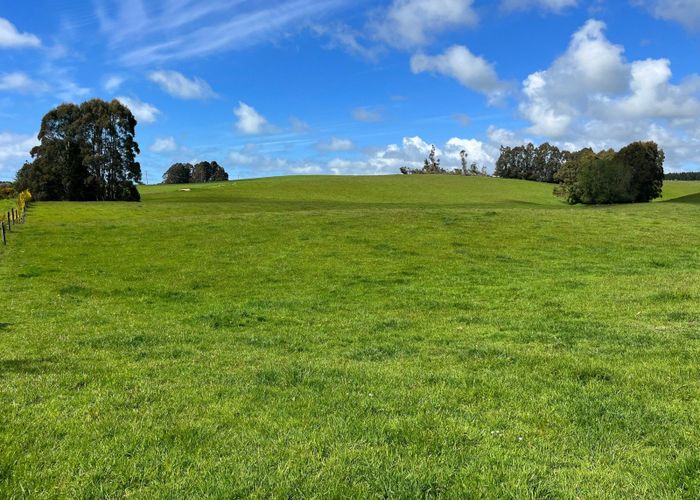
[2,175,700,497]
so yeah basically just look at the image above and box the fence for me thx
[1,190,31,246]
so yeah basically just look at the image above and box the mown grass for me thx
[1,176,700,497]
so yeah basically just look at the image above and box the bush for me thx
[0,182,15,200]
[554,141,665,205]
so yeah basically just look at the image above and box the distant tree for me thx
[163,163,193,184]
[163,161,229,184]
[495,142,566,183]
[191,161,229,183]
[460,150,469,176]
[15,99,141,201]
[0,182,15,199]
[666,171,700,180]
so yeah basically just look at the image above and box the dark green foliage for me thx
[14,99,141,201]
[162,163,193,184]
[555,141,665,205]
[191,161,229,183]
[666,171,700,180]
[616,141,665,202]
[494,142,566,183]
[162,161,229,184]
[0,183,14,199]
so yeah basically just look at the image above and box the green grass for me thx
[2,175,700,497]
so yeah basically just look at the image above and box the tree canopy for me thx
[554,141,665,204]
[15,99,142,201]
[162,161,229,184]
[494,143,566,183]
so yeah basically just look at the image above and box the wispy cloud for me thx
[148,70,216,99]
[0,72,49,93]
[96,0,348,65]
[352,107,382,122]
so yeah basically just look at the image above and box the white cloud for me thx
[411,45,510,105]
[487,125,528,147]
[234,102,271,135]
[0,72,49,94]
[290,164,323,174]
[116,96,160,124]
[97,0,347,65]
[104,75,125,93]
[148,70,216,99]
[372,0,478,49]
[313,23,381,61]
[634,0,700,31]
[445,137,498,167]
[352,107,382,122]
[150,136,178,153]
[511,19,700,170]
[501,0,578,12]
[318,137,354,152]
[0,18,41,48]
[519,19,629,137]
[229,145,258,165]
[0,132,37,176]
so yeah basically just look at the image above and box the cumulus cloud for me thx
[501,0,578,12]
[0,18,41,48]
[444,137,498,166]
[116,96,160,124]
[0,132,37,175]
[0,72,49,93]
[352,107,382,122]
[150,136,178,153]
[148,70,216,99]
[519,19,629,137]
[507,19,700,170]
[317,137,354,152]
[372,0,478,49]
[234,102,271,134]
[411,45,510,105]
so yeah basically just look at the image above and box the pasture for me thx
[1,176,700,497]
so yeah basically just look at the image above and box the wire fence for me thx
[1,190,31,246]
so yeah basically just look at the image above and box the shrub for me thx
[554,141,665,205]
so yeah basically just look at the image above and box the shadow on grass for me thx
[0,358,56,375]
[664,192,700,204]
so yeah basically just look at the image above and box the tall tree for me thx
[16,99,141,201]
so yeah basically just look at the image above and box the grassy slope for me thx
[1,176,700,497]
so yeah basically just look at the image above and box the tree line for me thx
[162,161,229,184]
[495,141,665,204]
[15,99,142,202]
[665,172,700,181]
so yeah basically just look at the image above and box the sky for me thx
[1,0,700,182]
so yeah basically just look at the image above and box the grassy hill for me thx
[2,176,700,497]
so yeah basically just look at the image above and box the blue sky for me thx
[1,0,700,182]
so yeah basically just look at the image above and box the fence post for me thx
[6,212,10,232]
[1,221,5,245]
